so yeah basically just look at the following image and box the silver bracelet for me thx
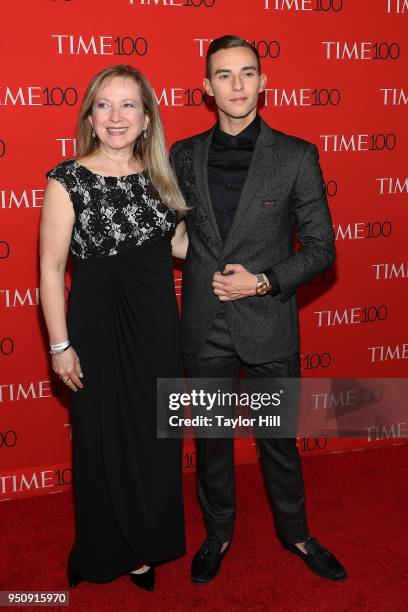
[50,342,71,356]
[50,340,70,351]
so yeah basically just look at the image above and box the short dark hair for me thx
[205,35,261,79]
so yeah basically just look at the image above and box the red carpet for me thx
[1,445,408,611]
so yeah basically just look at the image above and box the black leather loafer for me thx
[282,536,347,580]
[191,538,230,584]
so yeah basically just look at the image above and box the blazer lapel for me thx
[222,121,278,252]
[193,129,223,245]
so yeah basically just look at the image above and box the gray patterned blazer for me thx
[170,118,335,363]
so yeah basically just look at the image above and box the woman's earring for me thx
[92,129,96,138]
[143,128,147,140]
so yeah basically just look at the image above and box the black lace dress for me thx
[46,160,185,581]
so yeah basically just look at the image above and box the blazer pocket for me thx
[261,199,277,209]
[252,194,282,224]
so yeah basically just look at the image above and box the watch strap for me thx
[260,268,281,297]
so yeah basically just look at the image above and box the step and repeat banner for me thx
[0,0,407,500]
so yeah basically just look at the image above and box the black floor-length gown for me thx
[47,160,185,581]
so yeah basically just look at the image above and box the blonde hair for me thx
[76,64,188,213]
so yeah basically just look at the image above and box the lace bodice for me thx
[46,160,176,259]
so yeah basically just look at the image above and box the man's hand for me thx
[212,264,257,301]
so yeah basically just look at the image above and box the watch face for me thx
[257,282,268,296]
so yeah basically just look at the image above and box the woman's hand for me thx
[52,347,84,392]
[171,219,188,260]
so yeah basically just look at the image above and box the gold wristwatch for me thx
[255,273,270,296]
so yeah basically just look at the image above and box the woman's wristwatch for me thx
[255,273,271,296]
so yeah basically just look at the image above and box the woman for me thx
[40,65,189,591]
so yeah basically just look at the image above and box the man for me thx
[170,35,346,584]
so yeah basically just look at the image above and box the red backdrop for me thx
[1,0,407,500]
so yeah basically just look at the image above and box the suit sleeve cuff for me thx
[261,269,281,297]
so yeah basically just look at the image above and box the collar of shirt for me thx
[211,114,261,152]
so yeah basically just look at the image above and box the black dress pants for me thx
[183,312,309,544]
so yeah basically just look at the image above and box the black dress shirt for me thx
[207,115,280,296]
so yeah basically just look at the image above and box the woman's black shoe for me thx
[129,566,155,591]
[67,559,83,588]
